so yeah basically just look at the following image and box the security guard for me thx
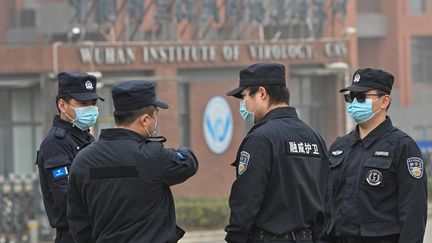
[328,68,428,243]
[36,72,104,243]
[225,63,330,243]
[67,80,198,243]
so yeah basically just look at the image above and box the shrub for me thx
[175,197,230,230]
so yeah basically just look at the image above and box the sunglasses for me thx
[344,92,385,103]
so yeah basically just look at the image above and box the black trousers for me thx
[54,228,75,243]
[335,235,399,243]
[248,240,313,243]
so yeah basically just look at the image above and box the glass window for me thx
[94,85,115,137]
[35,125,43,151]
[13,126,34,174]
[33,88,42,123]
[12,89,31,122]
[178,82,190,147]
[411,37,432,83]
[357,0,382,13]
[409,0,425,14]
[0,126,6,174]
[0,86,42,175]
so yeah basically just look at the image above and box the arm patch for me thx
[52,166,69,180]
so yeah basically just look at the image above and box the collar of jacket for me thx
[249,106,298,132]
[52,115,89,134]
[349,116,394,148]
[98,128,145,142]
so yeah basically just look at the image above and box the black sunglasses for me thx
[344,92,385,103]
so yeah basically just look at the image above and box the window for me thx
[357,0,382,13]
[0,86,42,175]
[12,88,42,174]
[411,37,432,83]
[430,0,432,13]
[409,0,425,14]
[177,82,190,147]
[94,85,115,137]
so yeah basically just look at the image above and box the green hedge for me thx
[175,197,230,230]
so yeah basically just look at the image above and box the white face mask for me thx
[144,115,158,137]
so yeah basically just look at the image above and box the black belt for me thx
[335,235,399,243]
[249,227,313,241]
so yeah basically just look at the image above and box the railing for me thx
[0,173,51,243]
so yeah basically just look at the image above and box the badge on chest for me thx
[366,169,383,186]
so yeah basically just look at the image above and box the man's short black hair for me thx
[114,106,156,126]
[55,94,73,114]
[246,85,290,106]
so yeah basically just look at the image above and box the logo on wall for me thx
[203,96,233,154]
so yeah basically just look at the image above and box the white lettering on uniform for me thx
[375,151,389,157]
[288,141,320,156]
[289,142,298,153]
[304,143,312,154]
[312,144,320,155]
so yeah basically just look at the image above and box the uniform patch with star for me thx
[238,151,250,175]
[407,157,423,179]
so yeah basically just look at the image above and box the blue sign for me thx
[203,96,233,154]
[52,167,69,180]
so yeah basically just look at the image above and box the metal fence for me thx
[0,173,51,243]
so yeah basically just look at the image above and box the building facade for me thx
[4,0,430,198]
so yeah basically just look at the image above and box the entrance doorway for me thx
[289,65,344,144]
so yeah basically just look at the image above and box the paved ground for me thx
[181,207,432,243]
[35,206,432,243]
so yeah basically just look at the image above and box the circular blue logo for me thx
[203,96,233,154]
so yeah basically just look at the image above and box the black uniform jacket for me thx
[328,117,428,243]
[36,115,95,228]
[225,107,330,243]
[67,128,198,243]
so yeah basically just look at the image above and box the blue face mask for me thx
[240,99,254,123]
[66,105,99,130]
[346,98,381,124]
[239,97,262,124]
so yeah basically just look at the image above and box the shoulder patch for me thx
[407,157,423,179]
[52,166,69,180]
[332,150,343,156]
[238,151,250,175]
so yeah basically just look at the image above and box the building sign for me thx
[78,41,348,65]
[203,96,233,155]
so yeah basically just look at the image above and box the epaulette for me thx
[53,127,66,139]
[145,136,167,143]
